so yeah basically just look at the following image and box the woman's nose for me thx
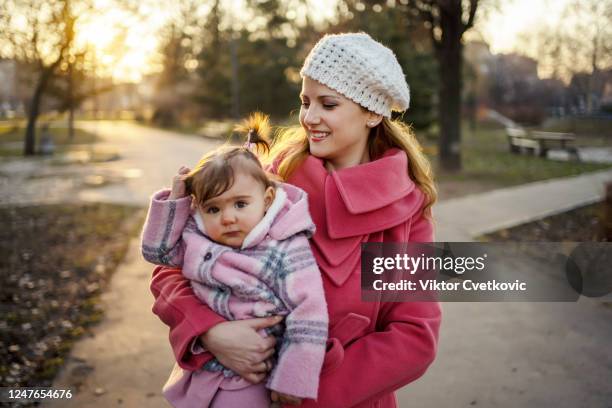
[303,106,321,126]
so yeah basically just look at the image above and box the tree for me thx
[149,0,203,126]
[396,0,479,171]
[0,0,86,155]
[190,0,314,119]
[516,0,612,113]
[47,50,115,136]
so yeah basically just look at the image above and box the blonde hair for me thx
[265,117,437,217]
[186,112,275,207]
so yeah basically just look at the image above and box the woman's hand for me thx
[199,316,282,384]
[271,391,302,406]
[168,166,190,200]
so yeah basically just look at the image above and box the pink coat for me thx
[142,184,328,399]
[150,148,441,407]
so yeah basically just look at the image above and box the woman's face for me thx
[299,77,381,170]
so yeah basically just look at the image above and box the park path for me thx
[40,121,612,407]
[435,168,612,241]
[44,121,222,407]
[75,121,224,206]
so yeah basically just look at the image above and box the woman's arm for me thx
[302,210,439,407]
[150,266,280,380]
[407,207,435,243]
[150,265,226,369]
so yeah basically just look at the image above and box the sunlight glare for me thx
[479,0,571,54]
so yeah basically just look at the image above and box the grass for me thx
[481,202,608,242]
[431,124,611,186]
[0,203,143,389]
[541,116,612,139]
[0,125,99,157]
[537,116,612,148]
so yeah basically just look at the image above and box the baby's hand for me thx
[168,166,190,200]
[271,391,302,406]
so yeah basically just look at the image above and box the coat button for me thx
[204,252,212,261]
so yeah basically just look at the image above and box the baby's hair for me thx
[185,112,275,207]
[234,111,271,155]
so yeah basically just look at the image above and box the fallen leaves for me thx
[0,203,142,392]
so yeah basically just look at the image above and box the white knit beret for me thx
[300,32,410,118]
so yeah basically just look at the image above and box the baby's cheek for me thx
[207,229,222,242]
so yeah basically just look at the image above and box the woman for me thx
[150,32,441,407]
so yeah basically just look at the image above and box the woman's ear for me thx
[366,112,383,128]
[264,186,275,210]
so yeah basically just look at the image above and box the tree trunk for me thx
[230,35,240,119]
[68,62,75,140]
[24,60,58,155]
[24,82,45,156]
[605,181,612,241]
[68,105,75,140]
[436,1,463,171]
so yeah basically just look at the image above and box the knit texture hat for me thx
[300,32,410,118]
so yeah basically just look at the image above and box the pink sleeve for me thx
[266,235,328,399]
[301,210,439,407]
[141,189,192,266]
[408,208,434,242]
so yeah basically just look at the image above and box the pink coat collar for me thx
[289,149,425,286]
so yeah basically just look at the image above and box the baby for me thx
[141,113,328,408]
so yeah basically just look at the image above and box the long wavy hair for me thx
[265,117,437,217]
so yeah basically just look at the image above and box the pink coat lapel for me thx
[289,149,425,287]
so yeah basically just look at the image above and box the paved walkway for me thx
[46,238,173,408]
[0,121,221,208]
[31,122,611,407]
[75,121,223,206]
[435,168,612,241]
[402,170,612,407]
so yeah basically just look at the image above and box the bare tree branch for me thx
[462,0,478,34]
[404,0,442,48]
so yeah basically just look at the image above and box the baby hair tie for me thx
[245,129,255,150]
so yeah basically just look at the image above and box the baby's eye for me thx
[206,206,219,214]
[235,201,248,209]
[323,104,336,109]
[300,101,310,108]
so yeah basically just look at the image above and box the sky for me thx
[475,0,572,54]
[74,0,573,83]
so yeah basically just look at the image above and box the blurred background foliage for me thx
[1,0,611,168]
[143,0,443,129]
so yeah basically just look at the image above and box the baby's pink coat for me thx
[141,183,328,400]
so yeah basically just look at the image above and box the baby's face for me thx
[199,173,274,248]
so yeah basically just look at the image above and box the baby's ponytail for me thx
[185,112,276,206]
[234,112,271,155]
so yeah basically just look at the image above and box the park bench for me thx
[506,128,580,160]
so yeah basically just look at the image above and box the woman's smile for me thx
[308,130,330,142]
